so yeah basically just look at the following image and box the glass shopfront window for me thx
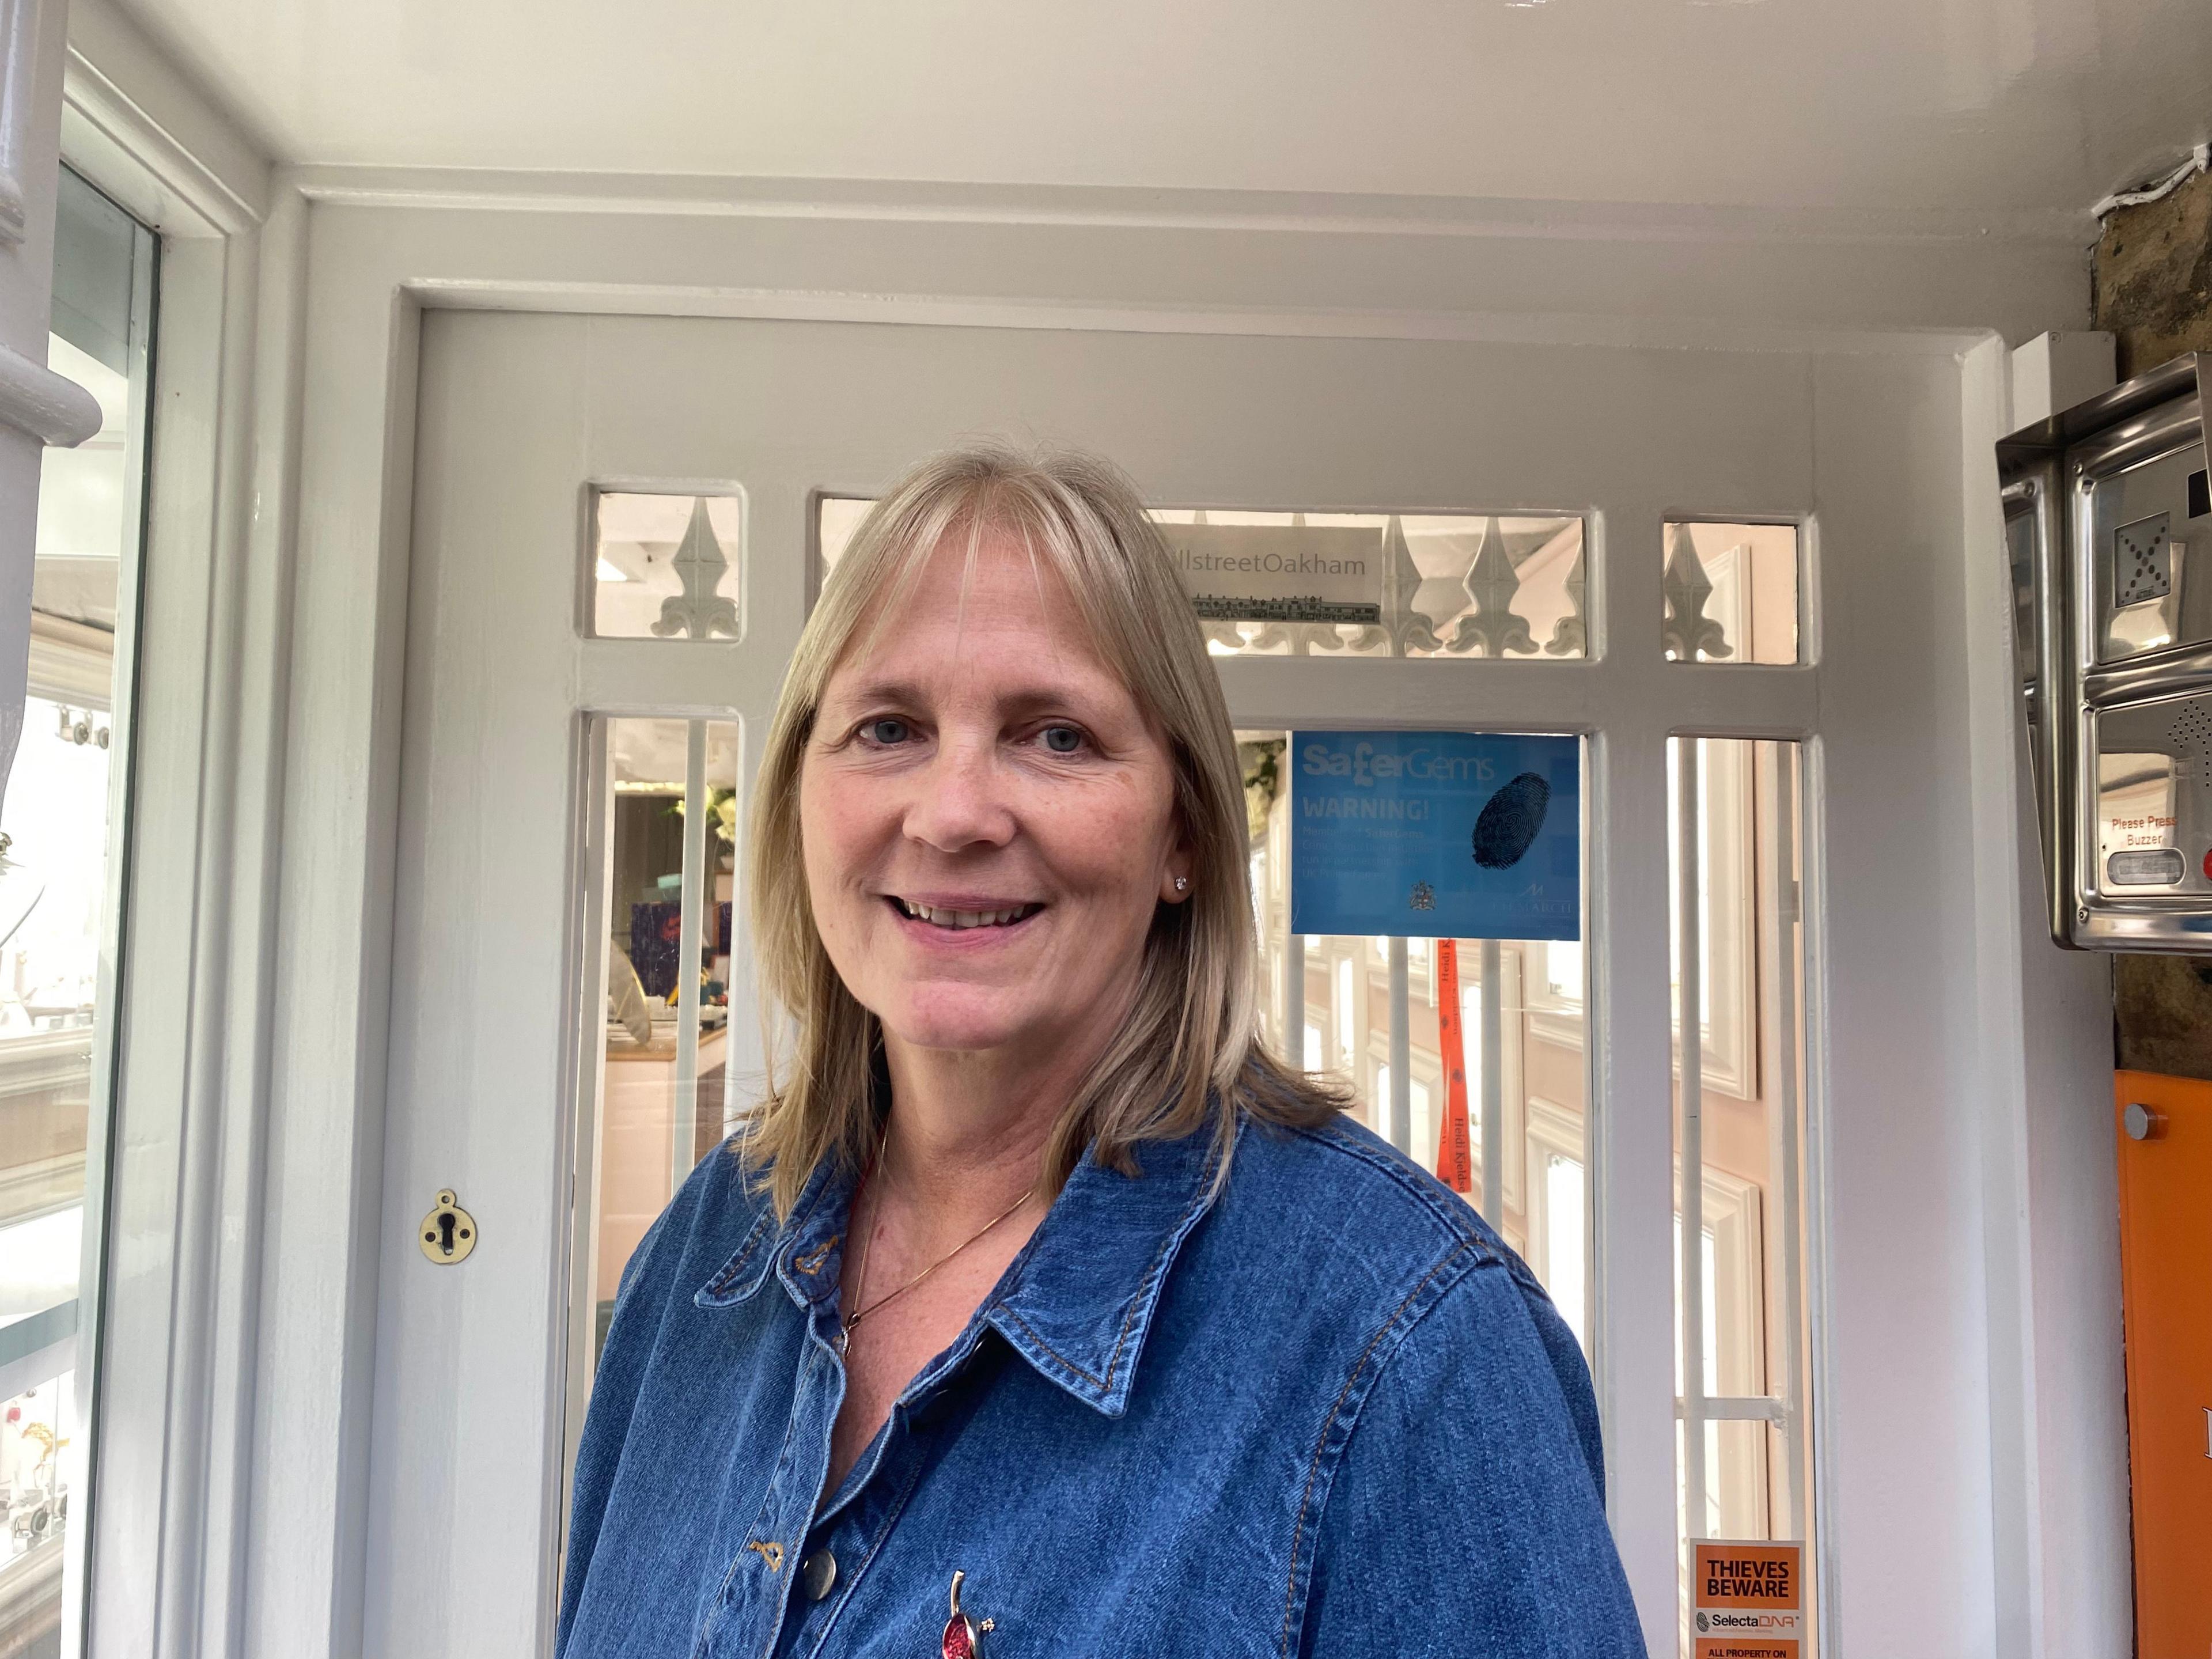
[0,169,157,1658]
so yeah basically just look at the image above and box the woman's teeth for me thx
[896,899,1039,929]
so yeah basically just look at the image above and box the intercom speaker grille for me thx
[2168,695,2212,793]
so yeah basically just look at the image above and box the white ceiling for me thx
[120,0,2212,215]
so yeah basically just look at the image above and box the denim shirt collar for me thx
[693,1118,1235,1419]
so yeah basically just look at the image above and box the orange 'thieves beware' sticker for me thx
[1692,1541,1803,1659]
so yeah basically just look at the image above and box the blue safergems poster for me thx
[1288,732,1581,940]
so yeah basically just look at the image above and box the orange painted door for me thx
[2114,1070,2212,1656]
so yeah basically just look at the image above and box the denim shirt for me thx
[558,1113,1646,1658]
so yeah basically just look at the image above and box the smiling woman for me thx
[755,448,1331,1222]
[556,444,1647,1659]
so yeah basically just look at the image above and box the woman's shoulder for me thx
[1221,1110,1516,1285]
[1203,1111,1587,1399]
[1207,1112,1609,1497]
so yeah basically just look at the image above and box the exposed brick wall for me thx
[2095,166,2212,1074]
[2093,166,2212,380]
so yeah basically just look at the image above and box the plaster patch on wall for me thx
[2094,166,2212,380]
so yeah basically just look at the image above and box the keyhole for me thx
[419,1190,476,1263]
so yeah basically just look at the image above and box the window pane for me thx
[819,499,1587,660]
[1544,1154,1587,1353]
[815,495,873,573]
[0,168,156,1658]
[1663,521,1800,665]
[592,492,744,639]
[1669,736,1817,1653]
[569,717,739,1394]
[1242,729,1590,1345]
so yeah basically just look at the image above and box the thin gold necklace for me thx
[838,1173,1037,1354]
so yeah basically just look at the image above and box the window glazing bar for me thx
[1681,1407,1787,1433]
[672,719,709,1192]
[1480,937,1504,1225]
[1767,741,1808,1537]
[1676,736,1709,1537]
[1679,1395,1787,1423]
[562,716,616,1536]
[1387,938,1411,1153]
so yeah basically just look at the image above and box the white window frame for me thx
[57,6,273,1654]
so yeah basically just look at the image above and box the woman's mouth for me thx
[888,896,1043,930]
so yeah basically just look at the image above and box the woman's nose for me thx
[902,739,1016,852]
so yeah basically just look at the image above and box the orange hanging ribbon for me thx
[1434,940,1473,1193]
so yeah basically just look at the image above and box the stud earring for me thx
[1174,877,1189,893]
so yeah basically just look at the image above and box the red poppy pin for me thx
[941,1570,993,1658]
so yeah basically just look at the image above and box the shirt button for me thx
[803,1548,838,1601]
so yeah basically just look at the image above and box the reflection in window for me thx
[592,492,744,640]
[0,168,156,1656]
[1541,1153,1586,1352]
[1667,738,1756,1096]
[1543,941,1582,1006]
[1335,957,1355,1070]
[1663,521,1801,665]
[817,499,1587,660]
[570,718,739,1390]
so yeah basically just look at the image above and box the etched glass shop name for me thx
[1166,521,1385,626]
[1173,548,1369,577]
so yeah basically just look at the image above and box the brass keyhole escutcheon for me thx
[419,1189,478,1264]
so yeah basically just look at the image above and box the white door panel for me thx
[373,308,1984,1657]
[374,315,594,1643]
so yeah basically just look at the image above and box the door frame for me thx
[52,73,2124,1655]
[53,9,274,1659]
[274,207,2118,1659]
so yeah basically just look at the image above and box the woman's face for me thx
[800,531,1191,1065]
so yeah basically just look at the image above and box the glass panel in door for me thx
[1669,736,1817,1656]
[1662,521,1801,665]
[1241,729,1592,1351]
[0,168,156,1659]
[566,718,740,1418]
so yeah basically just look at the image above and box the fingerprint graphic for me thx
[1472,772,1552,869]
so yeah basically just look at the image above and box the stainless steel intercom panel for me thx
[2000,354,2212,949]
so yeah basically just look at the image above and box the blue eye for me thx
[863,718,910,745]
[1041,725,1084,755]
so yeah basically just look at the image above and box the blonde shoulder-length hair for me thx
[743,441,1346,1215]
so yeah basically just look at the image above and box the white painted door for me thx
[372,308,1989,1657]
